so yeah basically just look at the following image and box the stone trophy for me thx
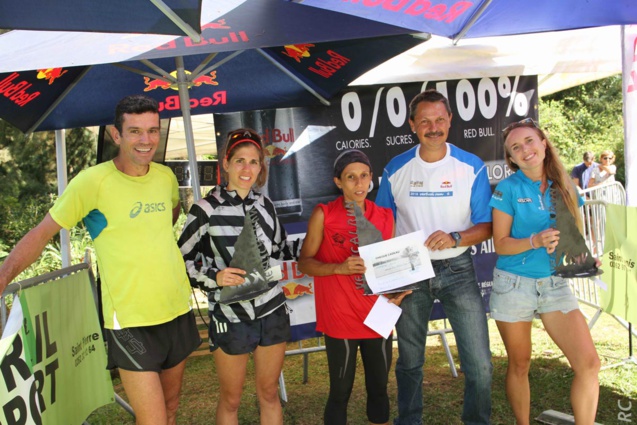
[551,188,602,278]
[348,202,420,295]
[220,209,272,303]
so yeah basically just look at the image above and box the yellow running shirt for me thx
[50,161,191,329]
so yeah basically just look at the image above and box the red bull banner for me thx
[278,261,319,341]
[215,76,539,341]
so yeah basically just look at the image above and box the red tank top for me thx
[314,197,394,339]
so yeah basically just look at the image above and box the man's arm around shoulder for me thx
[0,214,62,294]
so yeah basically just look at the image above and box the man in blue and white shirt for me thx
[376,90,493,425]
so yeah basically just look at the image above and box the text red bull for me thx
[157,92,227,111]
[0,72,40,107]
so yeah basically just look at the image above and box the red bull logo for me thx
[262,127,295,145]
[112,19,248,55]
[143,70,218,92]
[157,92,227,112]
[143,76,172,91]
[0,72,40,107]
[192,72,219,87]
[282,44,315,63]
[281,282,313,300]
[36,68,68,85]
[200,19,230,30]
[440,181,452,188]
[264,144,287,159]
[343,0,472,24]
[157,19,246,50]
[308,50,351,79]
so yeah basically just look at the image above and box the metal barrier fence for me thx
[583,180,626,205]
[572,181,636,337]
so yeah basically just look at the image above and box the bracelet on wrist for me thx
[529,233,538,250]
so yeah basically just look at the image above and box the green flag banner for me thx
[0,269,113,424]
[601,204,637,324]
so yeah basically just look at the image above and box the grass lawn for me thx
[88,305,636,424]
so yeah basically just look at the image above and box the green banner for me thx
[1,269,113,424]
[601,204,637,324]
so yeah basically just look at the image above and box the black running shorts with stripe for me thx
[106,310,201,372]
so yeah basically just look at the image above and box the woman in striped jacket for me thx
[178,128,301,424]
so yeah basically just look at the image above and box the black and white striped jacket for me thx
[178,185,301,323]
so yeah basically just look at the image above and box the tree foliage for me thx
[539,75,625,183]
[0,120,96,246]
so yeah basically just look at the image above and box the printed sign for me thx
[0,270,113,424]
[215,76,539,340]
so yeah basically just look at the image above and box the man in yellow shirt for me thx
[0,95,200,425]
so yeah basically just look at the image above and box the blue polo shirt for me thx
[489,170,583,278]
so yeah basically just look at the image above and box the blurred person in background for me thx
[588,150,616,188]
[570,151,597,190]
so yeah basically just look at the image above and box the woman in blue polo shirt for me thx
[489,119,600,425]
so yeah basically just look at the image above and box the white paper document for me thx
[363,296,402,339]
[358,230,435,294]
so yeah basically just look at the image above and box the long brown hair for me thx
[503,120,582,230]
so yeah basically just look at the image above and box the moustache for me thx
[425,132,444,138]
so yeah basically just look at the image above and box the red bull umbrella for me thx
[0,0,204,37]
[0,0,423,198]
[0,34,423,133]
[290,0,637,43]
[0,0,422,133]
[0,0,203,39]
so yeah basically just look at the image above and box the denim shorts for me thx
[489,268,580,322]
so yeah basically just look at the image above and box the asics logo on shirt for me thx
[129,201,167,218]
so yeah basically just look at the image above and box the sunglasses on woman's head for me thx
[502,117,540,139]
[602,156,614,160]
[228,130,260,142]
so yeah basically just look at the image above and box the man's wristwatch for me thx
[450,232,461,248]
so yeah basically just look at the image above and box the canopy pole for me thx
[149,0,202,43]
[256,49,331,106]
[55,129,71,267]
[175,56,202,201]
[452,0,492,45]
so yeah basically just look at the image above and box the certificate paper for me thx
[358,230,435,294]
[363,296,402,339]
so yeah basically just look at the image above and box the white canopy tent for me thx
[352,26,622,97]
